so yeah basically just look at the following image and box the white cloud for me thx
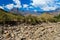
[34,9,37,12]
[29,6,33,8]
[13,0,22,8]
[31,0,54,6]
[0,0,60,11]
[42,6,57,11]
[23,4,28,8]
[5,4,14,9]
[31,0,60,11]
[0,6,4,9]
[4,0,22,10]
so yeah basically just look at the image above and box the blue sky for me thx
[0,0,60,12]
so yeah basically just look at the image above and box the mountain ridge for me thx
[0,8,60,16]
[9,8,60,16]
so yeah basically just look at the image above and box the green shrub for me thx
[37,13,55,22]
[54,14,60,22]
[24,15,40,25]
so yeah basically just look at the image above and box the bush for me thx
[37,13,55,22]
[24,15,40,25]
[54,14,60,22]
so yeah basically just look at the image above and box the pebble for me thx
[0,23,60,40]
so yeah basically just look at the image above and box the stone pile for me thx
[0,23,60,40]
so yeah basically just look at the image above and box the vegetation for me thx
[54,14,60,22]
[24,15,40,25]
[0,9,60,26]
[37,13,56,22]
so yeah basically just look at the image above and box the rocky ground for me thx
[0,23,60,40]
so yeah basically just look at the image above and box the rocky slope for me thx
[0,23,60,40]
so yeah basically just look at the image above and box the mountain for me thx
[0,8,24,22]
[10,8,43,16]
[49,8,60,15]
[1,7,60,16]
[42,8,60,15]
[9,8,60,16]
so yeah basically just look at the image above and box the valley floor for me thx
[0,23,60,40]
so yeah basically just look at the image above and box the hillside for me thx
[0,8,60,26]
[0,9,24,26]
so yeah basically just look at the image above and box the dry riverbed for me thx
[0,23,60,40]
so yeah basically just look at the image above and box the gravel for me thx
[0,23,60,40]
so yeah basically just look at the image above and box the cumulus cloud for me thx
[4,0,22,10]
[1,0,60,11]
[0,6,4,9]
[31,0,54,6]
[41,6,57,11]
[13,0,22,8]
[5,4,14,10]
[31,0,60,11]
[23,4,29,8]
[29,6,33,8]
[34,9,37,12]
